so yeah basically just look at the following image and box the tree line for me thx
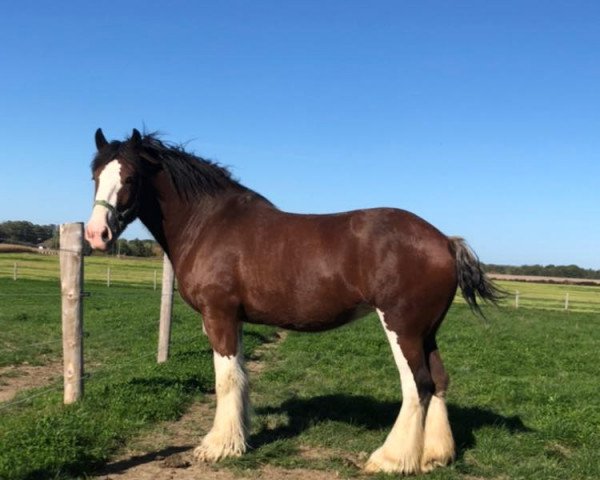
[484,264,600,280]
[108,239,161,257]
[0,220,160,257]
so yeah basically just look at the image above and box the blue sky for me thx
[0,1,598,268]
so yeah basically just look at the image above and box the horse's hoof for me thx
[193,432,246,463]
[421,395,455,472]
[420,457,450,473]
[420,449,454,473]
[364,447,421,475]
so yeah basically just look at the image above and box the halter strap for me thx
[93,200,118,216]
[93,198,139,235]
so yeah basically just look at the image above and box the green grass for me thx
[1,253,599,479]
[0,278,62,367]
[227,306,600,479]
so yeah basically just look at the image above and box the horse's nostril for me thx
[101,228,111,242]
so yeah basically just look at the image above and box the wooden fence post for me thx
[13,262,17,281]
[157,253,174,363]
[515,290,520,309]
[60,223,84,404]
[153,270,157,291]
[107,267,111,287]
[564,293,569,311]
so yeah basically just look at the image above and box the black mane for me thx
[92,132,252,201]
[139,133,246,200]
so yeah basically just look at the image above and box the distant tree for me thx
[115,239,132,256]
[86,237,159,257]
[0,221,164,257]
[41,229,60,249]
[126,239,142,257]
[0,221,57,245]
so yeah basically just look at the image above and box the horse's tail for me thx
[449,236,503,316]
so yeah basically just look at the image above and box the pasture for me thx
[0,253,599,479]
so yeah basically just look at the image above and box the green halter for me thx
[93,199,138,234]
[93,200,118,216]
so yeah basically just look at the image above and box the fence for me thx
[451,286,600,313]
[3,253,164,286]
[497,284,600,313]
[0,310,205,413]
[59,223,176,403]
[511,289,575,310]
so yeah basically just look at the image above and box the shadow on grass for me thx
[252,394,532,459]
[125,375,214,395]
[98,445,193,476]
[244,330,274,344]
[447,403,533,456]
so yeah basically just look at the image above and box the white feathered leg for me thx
[194,343,249,462]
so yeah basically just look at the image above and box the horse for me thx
[85,128,500,475]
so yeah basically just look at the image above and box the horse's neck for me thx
[135,172,185,258]
[138,171,239,267]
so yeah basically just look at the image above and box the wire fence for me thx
[0,321,209,412]
[0,246,185,411]
[0,251,164,288]
[453,288,600,313]
[0,286,206,412]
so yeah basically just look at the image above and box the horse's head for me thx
[85,128,146,250]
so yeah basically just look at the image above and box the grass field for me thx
[0,253,163,286]
[491,280,600,313]
[0,269,274,479]
[236,306,600,479]
[1,253,599,479]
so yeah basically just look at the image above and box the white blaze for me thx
[92,159,122,216]
[86,160,123,248]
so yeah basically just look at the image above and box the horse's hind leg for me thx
[194,313,249,462]
[421,339,455,472]
[365,309,434,474]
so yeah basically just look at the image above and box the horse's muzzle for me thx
[85,222,113,250]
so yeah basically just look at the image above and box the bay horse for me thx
[85,128,500,475]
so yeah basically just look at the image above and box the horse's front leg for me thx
[194,310,249,462]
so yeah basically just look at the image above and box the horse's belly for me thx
[242,301,373,332]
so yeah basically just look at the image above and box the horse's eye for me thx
[124,177,134,185]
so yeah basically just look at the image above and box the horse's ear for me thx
[95,128,108,150]
[132,129,159,166]
[131,128,142,148]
